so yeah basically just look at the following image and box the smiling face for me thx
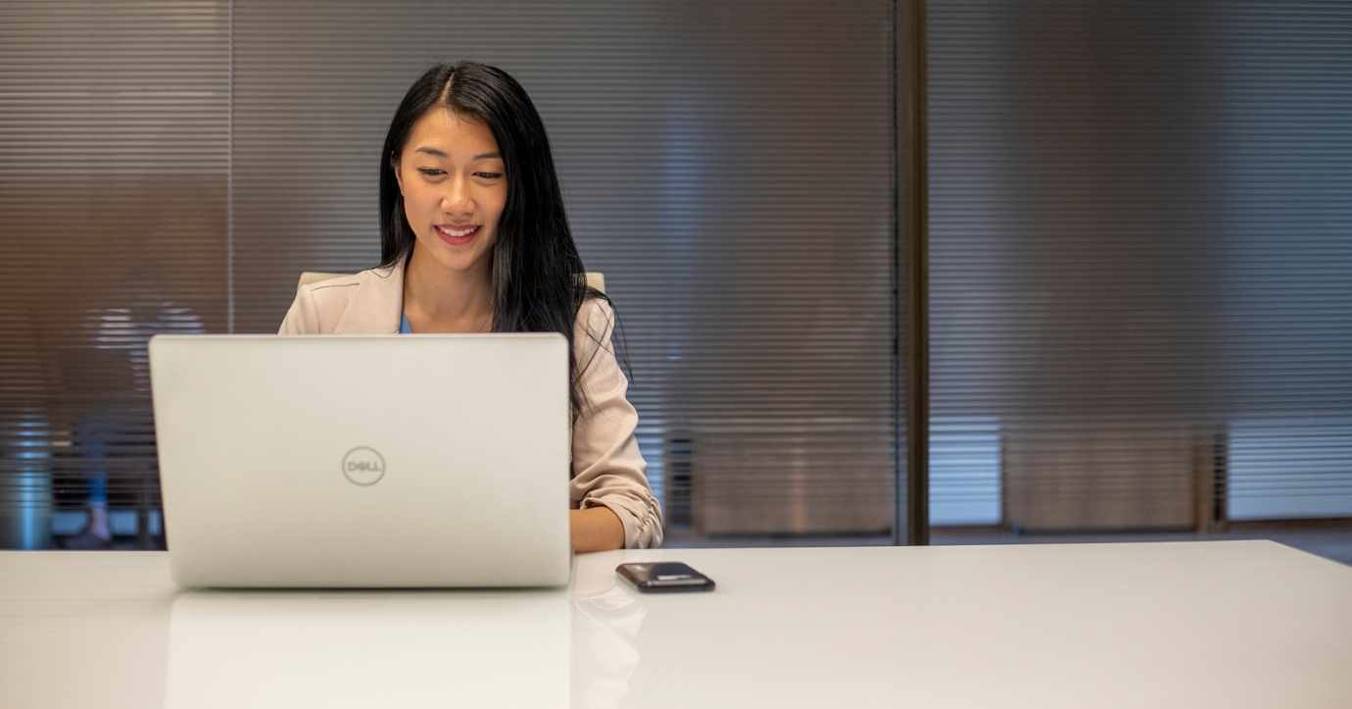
[392,107,508,276]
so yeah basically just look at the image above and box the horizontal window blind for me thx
[1,0,907,550]
[0,1,228,549]
[1215,1,1352,519]
[231,0,903,540]
[927,0,1352,529]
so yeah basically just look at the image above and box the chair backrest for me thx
[299,271,606,293]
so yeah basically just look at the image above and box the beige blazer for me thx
[277,260,664,549]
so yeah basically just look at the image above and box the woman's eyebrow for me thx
[414,147,501,160]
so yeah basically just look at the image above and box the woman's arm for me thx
[570,507,625,553]
[569,299,665,549]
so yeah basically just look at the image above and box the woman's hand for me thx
[570,506,625,553]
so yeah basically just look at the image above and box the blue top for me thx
[399,313,413,334]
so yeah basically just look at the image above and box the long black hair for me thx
[379,62,612,418]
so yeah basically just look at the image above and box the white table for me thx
[3,540,1350,708]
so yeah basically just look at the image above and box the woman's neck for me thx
[402,246,494,332]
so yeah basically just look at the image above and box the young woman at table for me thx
[278,62,663,552]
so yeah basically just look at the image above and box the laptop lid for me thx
[148,334,573,588]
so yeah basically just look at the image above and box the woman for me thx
[279,62,662,551]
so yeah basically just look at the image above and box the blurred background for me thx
[0,0,1347,563]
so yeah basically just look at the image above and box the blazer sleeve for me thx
[569,298,664,548]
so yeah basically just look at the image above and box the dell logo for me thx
[341,446,386,486]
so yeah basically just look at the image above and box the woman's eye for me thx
[475,172,504,179]
[417,168,445,177]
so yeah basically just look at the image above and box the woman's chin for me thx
[414,240,491,275]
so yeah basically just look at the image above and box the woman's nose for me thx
[441,175,475,213]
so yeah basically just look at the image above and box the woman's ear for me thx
[390,153,403,194]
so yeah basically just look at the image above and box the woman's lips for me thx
[435,224,480,246]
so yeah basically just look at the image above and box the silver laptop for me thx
[148,334,573,589]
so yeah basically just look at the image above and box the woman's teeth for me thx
[438,225,479,237]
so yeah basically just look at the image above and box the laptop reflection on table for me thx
[164,589,570,709]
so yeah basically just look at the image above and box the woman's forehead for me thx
[406,107,499,158]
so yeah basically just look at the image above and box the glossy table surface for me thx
[3,540,1351,708]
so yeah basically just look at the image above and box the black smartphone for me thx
[616,561,715,593]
